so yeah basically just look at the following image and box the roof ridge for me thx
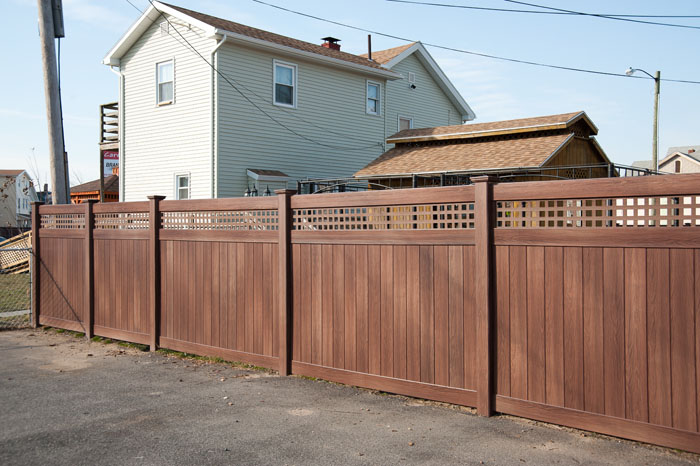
[159,2,385,70]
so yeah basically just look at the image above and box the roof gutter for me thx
[213,28,402,80]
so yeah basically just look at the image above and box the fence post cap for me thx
[274,189,297,195]
[147,195,166,200]
[472,175,497,183]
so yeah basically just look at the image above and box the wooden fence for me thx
[32,174,700,453]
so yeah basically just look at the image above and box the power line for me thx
[386,0,700,20]
[502,0,700,30]
[250,0,700,85]
[144,0,383,151]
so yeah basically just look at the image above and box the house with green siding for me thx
[103,1,475,201]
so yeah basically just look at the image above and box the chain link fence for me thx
[0,245,32,330]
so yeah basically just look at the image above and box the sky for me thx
[2,0,699,189]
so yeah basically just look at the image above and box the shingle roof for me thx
[386,111,593,143]
[71,175,119,193]
[666,145,700,162]
[0,170,25,177]
[161,3,387,71]
[355,133,573,177]
[359,42,416,64]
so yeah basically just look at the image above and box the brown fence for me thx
[32,174,700,453]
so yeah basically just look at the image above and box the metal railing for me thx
[296,163,664,194]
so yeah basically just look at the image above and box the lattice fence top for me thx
[161,210,278,230]
[293,203,475,231]
[94,212,150,230]
[40,214,85,229]
[496,196,700,228]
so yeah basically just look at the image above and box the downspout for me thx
[109,65,125,201]
[210,34,227,199]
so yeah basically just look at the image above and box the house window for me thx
[157,60,174,105]
[407,72,416,84]
[675,160,681,173]
[399,116,413,131]
[273,61,296,107]
[176,174,190,200]
[367,81,380,115]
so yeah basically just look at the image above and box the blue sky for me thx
[2,0,699,188]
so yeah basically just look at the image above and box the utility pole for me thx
[37,0,69,204]
[652,71,660,172]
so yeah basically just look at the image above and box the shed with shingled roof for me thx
[354,111,613,187]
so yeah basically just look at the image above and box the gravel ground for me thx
[1,328,698,466]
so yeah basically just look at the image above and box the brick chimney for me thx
[689,148,696,154]
[321,36,341,51]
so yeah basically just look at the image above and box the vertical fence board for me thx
[367,245,381,375]
[380,245,393,377]
[625,248,649,423]
[463,246,476,390]
[419,245,435,384]
[311,244,322,365]
[448,245,464,389]
[236,243,246,352]
[527,246,545,403]
[406,246,421,382]
[393,245,407,380]
[321,244,333,368]
[300,245,312,363]
[333,245,346,369]
[583,247,604,415]
[434,246,449,387]
[696,250,700,433]
[646,248,672,427]
[509,246,527,400]
[495,245,510,396]
[345,245,357,372]
[355,245,369,373]
[564,247,584,410]
[669,249,698,432]
[544,247,564,407]
[603,247,625,418]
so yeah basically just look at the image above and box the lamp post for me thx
[625,67,660,172]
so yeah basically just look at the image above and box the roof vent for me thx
[321,36,341,51]
[160,21,169,36]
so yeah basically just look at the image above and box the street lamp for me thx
[625,67,660,172]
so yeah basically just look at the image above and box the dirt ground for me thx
[1,328,698,466]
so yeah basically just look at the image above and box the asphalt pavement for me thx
[1,329,697,466]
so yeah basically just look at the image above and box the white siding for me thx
[215,43,386,198]
[385,53,463,137]
[659,154,700,174]
[120,15,213,201]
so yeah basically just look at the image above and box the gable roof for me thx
[355,133,575,177]
[71,175,119,194]
[386,111,595,144]
[362,42,475,121]
[103,2,399,79]
[360,43,416,64]
[0,170,25,177]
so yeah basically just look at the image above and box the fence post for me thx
[473,175,496,416]
[84,199,97,338]
[148,195,165,351]
[276,189,296,376]
[31,202,43,328]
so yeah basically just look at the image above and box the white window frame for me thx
[398,115,414,131]
[156,59,175,106]
[407,72,416,84]
[273,59,297,108]
[366,80,381,116]
[174,173,190,200]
